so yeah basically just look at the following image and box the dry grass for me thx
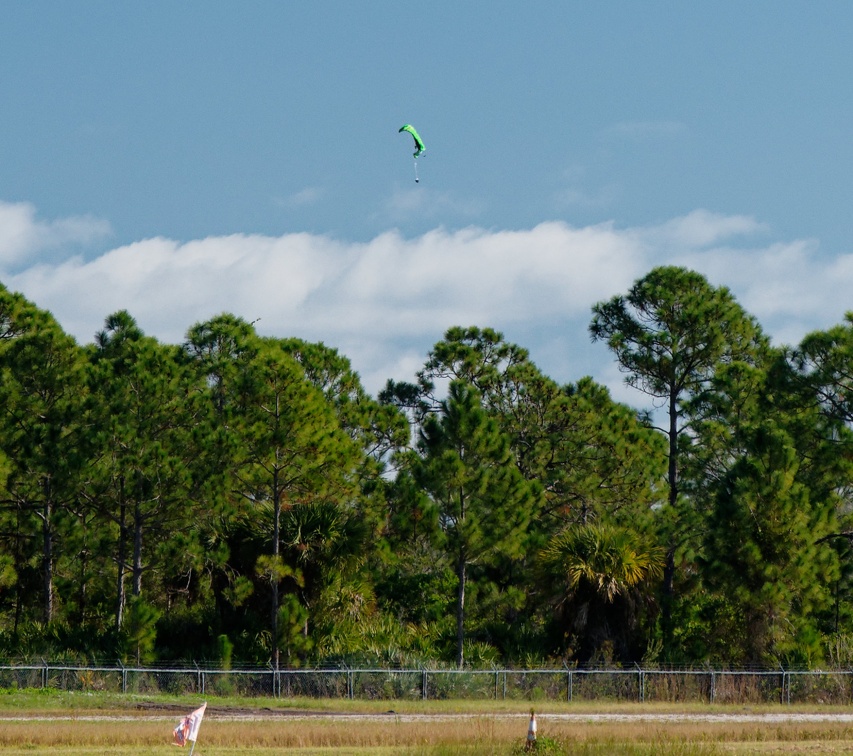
[2,694,853,753]
[1,713,853,754]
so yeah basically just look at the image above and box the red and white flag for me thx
[173,702,207,747]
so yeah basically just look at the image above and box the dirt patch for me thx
[133,701,341,718]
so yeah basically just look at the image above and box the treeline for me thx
[0,265,852,669]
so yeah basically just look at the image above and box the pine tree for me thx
[590,266,768,656]
[0,286,87,631]
[85,311,195,641]
[411,381,538,667]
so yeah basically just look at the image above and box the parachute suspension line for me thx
[413,159,420,183]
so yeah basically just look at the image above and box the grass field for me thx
[2,691,853,754]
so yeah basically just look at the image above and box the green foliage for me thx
[314,611,443,665]
[0,271,850,669]
[512,735,565,755]
[410,380,540,667]
[276,593,313,666]
[0,555,16,592]
[590,266,771,659]
[542,524,663,603]
[703,421,836,666]
[217,633,234,668]
[540,524,663,662]
[122,597,160,665]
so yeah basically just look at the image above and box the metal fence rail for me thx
[2,663,853,704]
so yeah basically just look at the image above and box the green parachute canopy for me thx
[399,124,426,158]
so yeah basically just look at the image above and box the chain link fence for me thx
[2,663,853,704]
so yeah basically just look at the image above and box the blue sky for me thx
[2,3,853,403]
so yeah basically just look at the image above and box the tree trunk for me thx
[132,500,143,597]
[77,539,87,625]
[272,465,281,669]
[116,493,127,630]
[660,386,680,653]
[13,504,23,637]
[42,494,53,624]
[456,552,466,669]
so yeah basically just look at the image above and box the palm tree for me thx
[541,524,663,662]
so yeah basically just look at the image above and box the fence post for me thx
[564,663,572,703]
[709,669,715,704]
[636,664,644,703]
[422,667,428,701]
[41,659,48,689]
[119,660,127,694]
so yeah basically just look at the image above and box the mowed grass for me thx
[1,691,853,753]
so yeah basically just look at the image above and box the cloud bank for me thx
[1,201,851,400]
[0,201,111,268]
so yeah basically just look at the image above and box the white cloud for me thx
[671,238,850,346]
[0,201,111,267]
[638,209,768,249]
[2,201,852,401]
